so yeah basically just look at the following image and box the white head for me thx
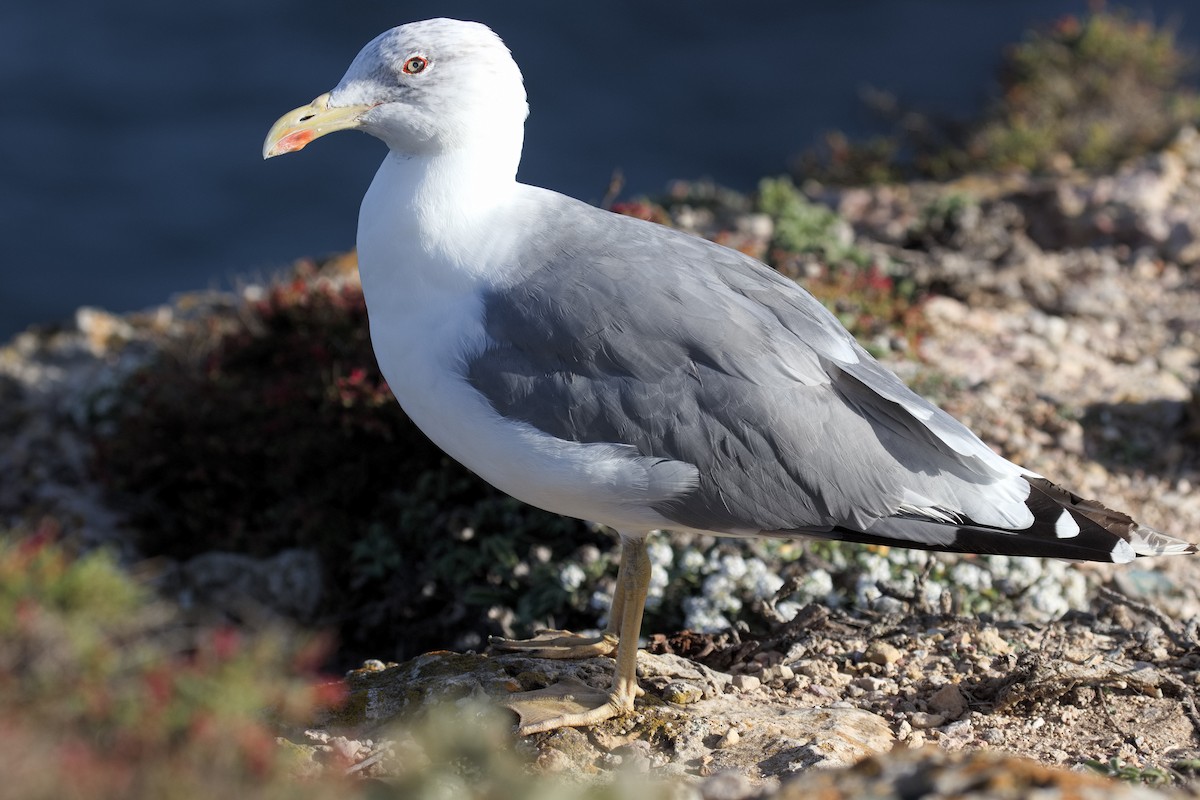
[264,19,528,167]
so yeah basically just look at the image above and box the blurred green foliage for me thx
[964,9,1200,173]
[799,8,1200,182]
[757,176,868,266]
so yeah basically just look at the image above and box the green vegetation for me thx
[0,523,344,799]
[910,193,981,246]
[800,8,1200,182]
[1084,756,1175,786]
[966,10,1200,173]
[757,176,867,266]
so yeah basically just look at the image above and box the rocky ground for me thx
[297,599,1200,798]
[4,130,1200,796]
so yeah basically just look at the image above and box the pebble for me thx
[979,728,1005,745]
[661,680,704,705]
[761,664,794,683]
[864,641,902,667]
[854,676,888,693]
[974,628,1013,655]
[717,727,741,748]
[731,674,761,693]
[910,712,947,729]
[927,684,967,718]
[700,770,756,800]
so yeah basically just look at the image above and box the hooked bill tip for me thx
[263,129,316,159]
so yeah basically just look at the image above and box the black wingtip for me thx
[813,477,1196,564]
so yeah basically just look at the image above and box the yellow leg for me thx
[500,533,651,735]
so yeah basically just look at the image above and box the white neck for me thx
[357,137,525,295]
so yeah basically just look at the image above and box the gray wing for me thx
[466,197,1024,534]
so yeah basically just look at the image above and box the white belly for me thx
[363,284,689,532]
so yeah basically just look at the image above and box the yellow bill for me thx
[262,92,375,159]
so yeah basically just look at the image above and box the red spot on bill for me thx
[273,129,316,155]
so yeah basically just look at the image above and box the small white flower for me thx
[559,563,586,592]
[680,548,706,573]
[855,578,882,608]
[743,558,783,598]
[922,580,945,608]
[683,596,731,632]
[796,569,833,602]
[720,554,748,580]
[702,573,737,607]
[647,539,674,568]
[950,561,991,593]
[776,600,802,622]
[645,562,670,610]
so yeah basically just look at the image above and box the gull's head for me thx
[263,18,528,160]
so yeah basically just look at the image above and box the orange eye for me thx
[402,56,428,75]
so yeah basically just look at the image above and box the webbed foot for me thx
[489,628,618,659]
[502,677,631,735]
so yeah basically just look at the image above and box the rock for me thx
[928,684,968,719]
[1165,215,1200,265]
[774,745,1177,800]
[975,628,1013,655]
[864,641,902,667]
[661,680,705,705]
[853,676,888,693]
[761,664,794,683]
[170,548,323,621]
[670,716,718,765]
[750,708,895,776]
[794,659,835,679]
[717,727,741,748]
[639,651,733,698]
[539,726,597,771]
[910,712,947,729]
[332,649,895,781]
[533,746,575,773]
[938,719,975,750]
[699,770,757,800]
[610,740,653,773]
[732,674,761,693]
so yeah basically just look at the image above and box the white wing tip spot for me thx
[1054,509,1080,539]
[1111,538,1136,564]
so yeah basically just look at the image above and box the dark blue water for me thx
[2,1,1194,337]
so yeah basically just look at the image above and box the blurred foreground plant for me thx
[0,521,347,800]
